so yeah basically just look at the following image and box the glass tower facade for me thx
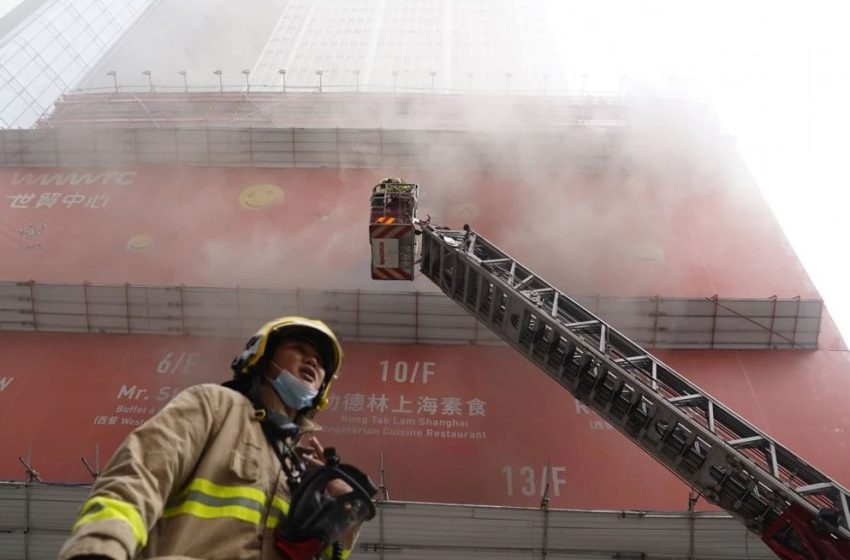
[250,0,560,94]
[0,0,156,128]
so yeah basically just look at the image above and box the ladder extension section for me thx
[420,225,850,559]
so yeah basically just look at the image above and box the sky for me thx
[547,1,850,341]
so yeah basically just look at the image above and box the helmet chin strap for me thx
[244,374,310,490]
[263,383,304,429]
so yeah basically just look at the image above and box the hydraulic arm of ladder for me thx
[419,224,850,560]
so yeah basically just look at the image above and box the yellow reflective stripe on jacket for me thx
[176,477,266,504]
[322,545,352,560]
[163,500,262,525]
[73,496,147,547]
[264,495,291,530]
[163,478,266,526]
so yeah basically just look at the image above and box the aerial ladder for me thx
[368,179,850,559]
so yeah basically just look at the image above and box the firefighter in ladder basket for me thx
[369,178,421,281]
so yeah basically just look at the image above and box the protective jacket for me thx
[58,383,356,560]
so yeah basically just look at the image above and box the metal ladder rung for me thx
[614,355,652,367]
[525,288,554,295]
[515,274,535,289]
[563,319,600,329]
[797,483,836,495]
[669,394,704,406]
[729,436,765,448]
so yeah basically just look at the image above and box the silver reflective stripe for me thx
[167,490,265,512]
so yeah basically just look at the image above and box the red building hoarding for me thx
[2,331,849,511]
[0,165,818,298]
[1,163,845,510]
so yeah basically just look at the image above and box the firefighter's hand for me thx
[299,436,354,498]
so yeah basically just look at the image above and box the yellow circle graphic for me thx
[239,184,285,210]
[631,241,665,263]
[126,234,154,252]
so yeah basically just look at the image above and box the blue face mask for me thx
[269,362,319,412]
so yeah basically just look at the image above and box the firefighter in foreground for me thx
[59,316,377,560]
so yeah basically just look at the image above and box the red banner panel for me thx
[0,166,817,298]
[2,332,848,511]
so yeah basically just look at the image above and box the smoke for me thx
[362,94,734,299]
[80,0,287,92]
[16,0,800,306]
[5,93,737,303]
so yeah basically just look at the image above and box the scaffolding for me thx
[40,91,638,130]
[0,91,723,178]
[0,481,773,560]
[0,281,822,349]
[0,125,629,171]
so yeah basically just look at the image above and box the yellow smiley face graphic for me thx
[238,184,285,210]
[631,241,665,263]
[126,234,154,252]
